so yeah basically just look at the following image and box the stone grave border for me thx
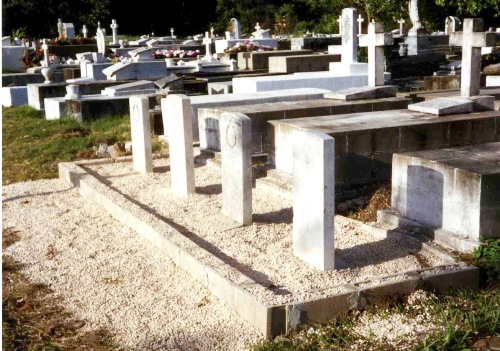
[59,157,479,338]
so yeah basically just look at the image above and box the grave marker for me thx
[82,25,88,38]
[96,28,106,54]
[202,31,213,61]
[359,22,393,86]
[357,14,364,35]
[338,15,343,35]
[41,38,50,67]
[129,96,153,174]
[341,8,358,65]
[398,18,406,35]
[110,19,119,45]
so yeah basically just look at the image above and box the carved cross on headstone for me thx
[171,27,175,37]
[359,22,393,86]
[338,15,342,35]
[398,18,406,35]
[42,38,50,67]
[110,19,119,45]
[255,22,261,31]
[202,31,213,61]
[450,18,496,97]
[82,25,88,38]
[357,14,364,35]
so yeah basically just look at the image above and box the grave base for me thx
[1,86,28,107]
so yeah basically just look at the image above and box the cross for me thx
[110,19,118,29]
[42,38,50,67]
[110,19,119,45]
[82,25,88,38]
[359,22,393,86]
[398,18,405,35]
[171,27,174,37]
[210,26,214,38]
[337,15,342,35]
[357,14,364,35]
[255,22,261,31]
[202,31,213,61]
[449,18,496,97]
[97,21,101,29]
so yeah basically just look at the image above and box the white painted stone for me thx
[408,97,473,115]
[44,97,65,119]
[110,19,119,45]
[220,112,252,226]
[359,22,393,87]
[129,96,153,173]
[398,18,406,35]
[42,39,50,67]
[341,8,358,65]
[357,14,364,35]
[292,130,335,271]
[161,95,195,196]
[101,80,156,97]
[82,25,88,38]
[96,29,106,55]
[1,86,28,107]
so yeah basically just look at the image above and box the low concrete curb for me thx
[59,159,480,338]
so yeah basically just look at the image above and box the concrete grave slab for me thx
[408,97,474,115]
[101,80,156,96]
[325,86,397,101]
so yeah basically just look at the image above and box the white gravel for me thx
[3,179,263,350]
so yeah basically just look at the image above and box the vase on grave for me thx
[41,67,54,84]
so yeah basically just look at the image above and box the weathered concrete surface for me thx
[399,86,500,103]
[389,142,500,250]
[325,85,397,101]
[408,97,474,115]
[268,54,340,74]
[198,97,410,153]
[237,50,313,70]
[268,109,500,186]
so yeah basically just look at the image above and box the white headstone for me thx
[129,96,153,173]
[202,31,213,61]
[338,15,343,35]
[341,8,358,65]
[220,112,252,226]
[398,18,406,35]
[357,14,364,35]
[408,0,424,34]
[230,18,241,39]
[96,28,106,54]
[82,25,88,38]
[293,130,335,271]
[359,22,393,86]
[450,18,496,97]
[110,19,119,45]
[210,26,214,38]
[445,16,461,34]
[161,95,195,196]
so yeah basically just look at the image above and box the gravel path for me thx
[3,179,263,350]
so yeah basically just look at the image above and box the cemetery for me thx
[2,1,500,349]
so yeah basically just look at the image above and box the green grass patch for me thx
[2,106,161,185]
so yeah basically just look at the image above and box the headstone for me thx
[220,112,252,226]
[450,18,496,97]
[170,27,176,38]
[110,19,119,45]
[341,8,358,65]
[129,96,153,174]
[359,22,393,86]
[230,18,241,39]
[57,19,63,38]
[445,16,461,34]
[82,25,88,38]
[252,22,271,39]
[202,31,214,61]
[398,18,406,35]
[408,0,424,34]
[210,26,214,38]
[97,21,101,30]
[41,38,50,67]
[161,95,195,196]
[63,23,75,39]
[292,130,335,271]
[96,28,106,54]
[357,14,364,35]
[338,15,343,35]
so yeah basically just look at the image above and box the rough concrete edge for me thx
[58,161,274,338]
[72,152,167,167]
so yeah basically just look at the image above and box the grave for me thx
[378,142,500,252]
[291,36,341,51]
[237,50,313,70]
[268,54,340,73]
[103,61,196,80]
[63,23,75,38]
[101,80,156,96]
[215,19,278,53]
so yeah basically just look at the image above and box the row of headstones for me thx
[129,95,336,271]
[56,18,132,46]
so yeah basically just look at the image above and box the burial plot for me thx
[237,50,313,70]
[379,142,500,253]
[268,54,340,73]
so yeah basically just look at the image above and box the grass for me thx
[2,228,125,351]
[251,239,500,351]
[2,106,162,185]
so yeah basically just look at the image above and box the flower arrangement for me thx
[151,49,201,59]
[111,52,131,63]
[50,36,97,46]
[224,40,275,54]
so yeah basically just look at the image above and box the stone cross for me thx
[357,14,364,34]
[57,19,63,38]
[129,97,153,174]
[82,25,88,38]
[360,22,393,86]
[255,22,261,31]
[338,15,343,35]
[42,38,50,67]
[210,26,214,38]
[110,19,119,45]
[202,31,213,61]
[341,8,358,65]
[450,18,496,97]
[398,18,406,35]
[170,27,175,37]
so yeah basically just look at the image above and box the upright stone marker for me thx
[96,28,106,54]
[359,22,393,86]
[41,38,50,67]
[230,18,241,39]
[202,31,214,61]
[161,95,195,196]
[129,96,153,174]
[338,15,343,35]
[82,25,88,38]
[341,8,358,65]
[293,130,335,271]
[450,18,496,97]
[220,112,252,226]
[110,19,119,45]
[398,18,406,35]
[357,14,364,35]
